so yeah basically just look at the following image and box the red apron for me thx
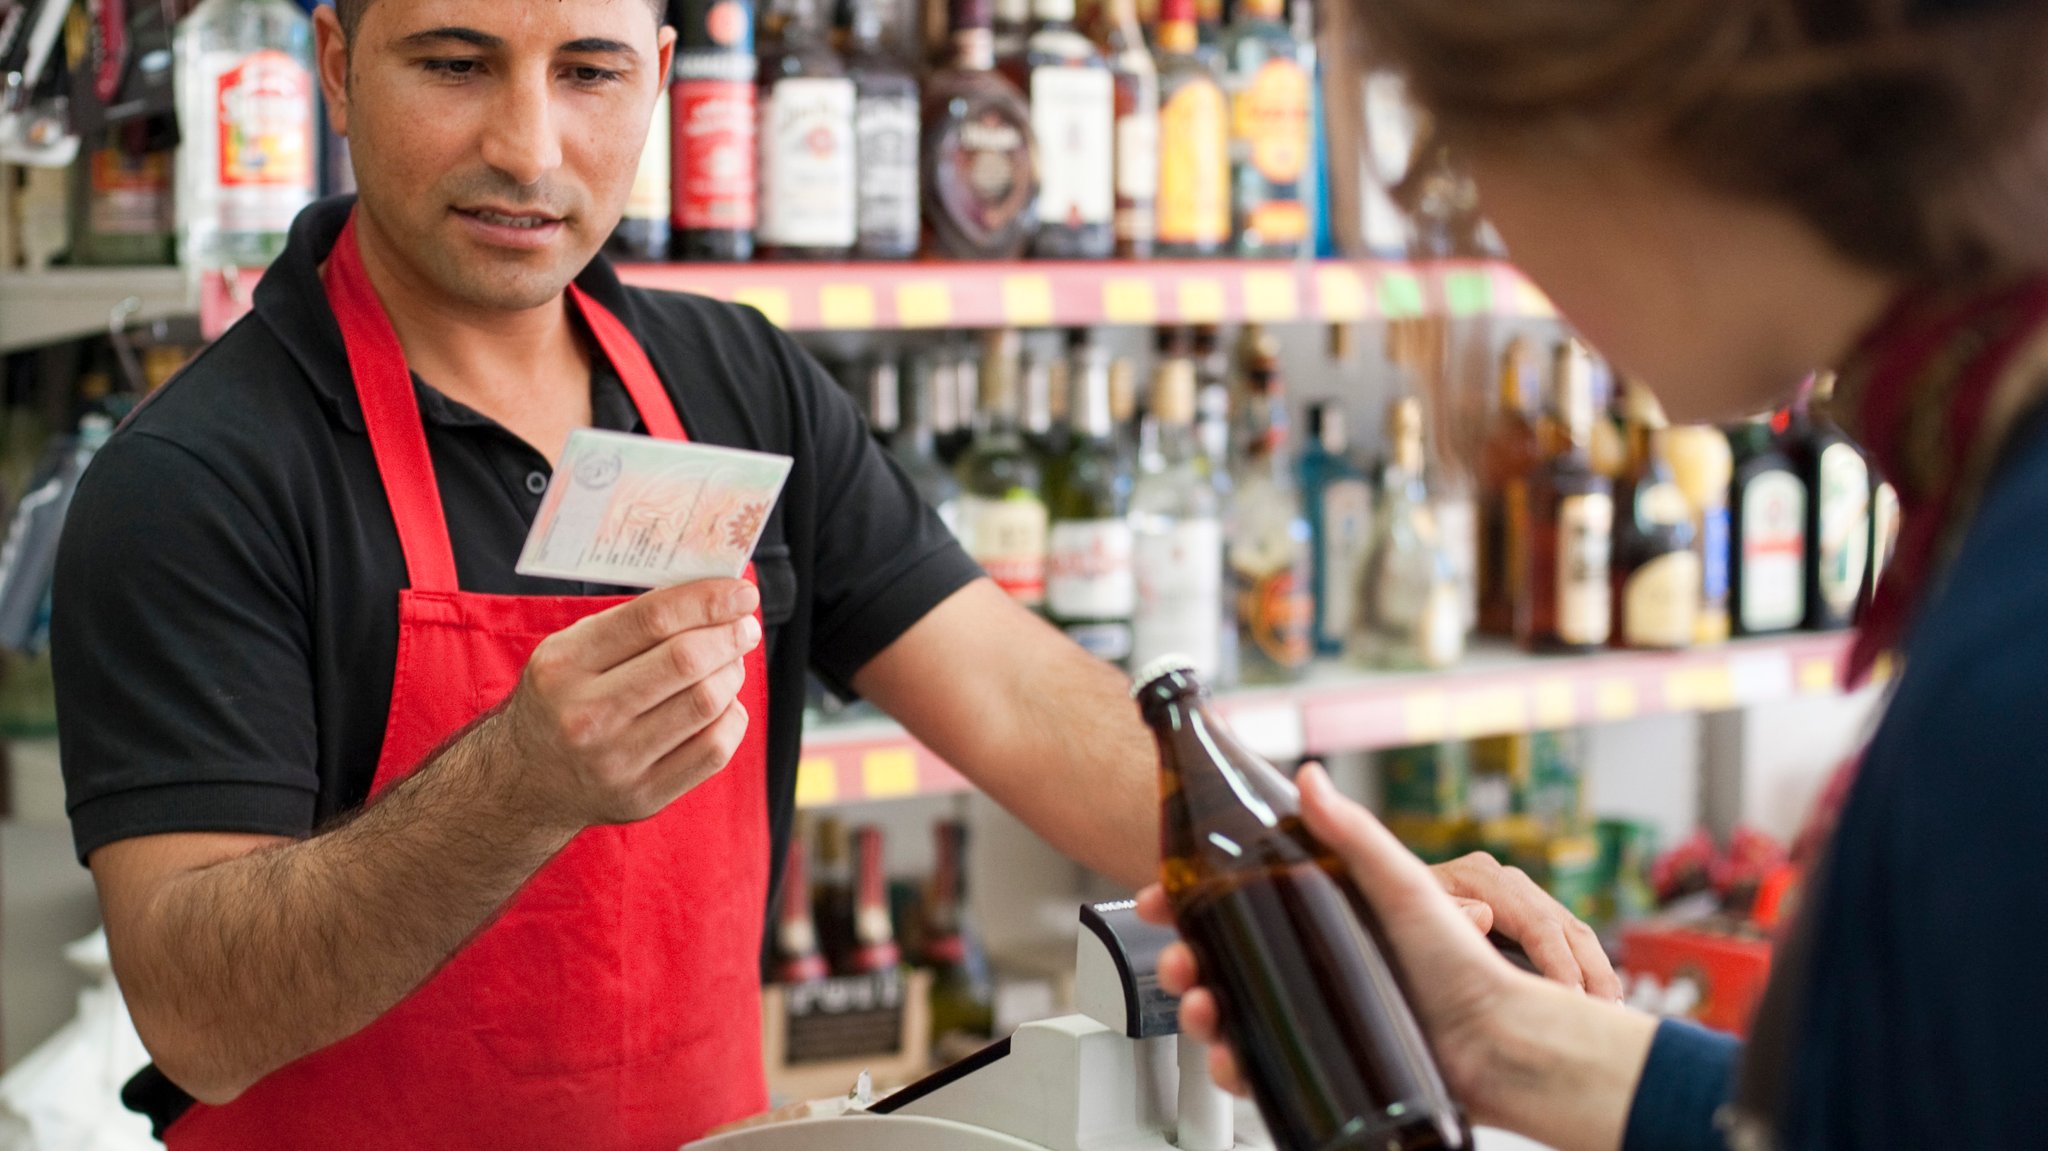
[166,213,772,1151]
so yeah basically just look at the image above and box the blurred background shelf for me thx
[0,267,191,355]
[794,632,1866,807]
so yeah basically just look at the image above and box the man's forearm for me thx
[119,714,576,1103]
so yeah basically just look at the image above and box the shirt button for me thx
[525,471,548,495]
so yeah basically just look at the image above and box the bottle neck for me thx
[1070,362,1114,440]
[1157,17,1197,53]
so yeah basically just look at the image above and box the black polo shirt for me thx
[52,195,980,881]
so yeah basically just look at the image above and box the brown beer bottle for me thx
[1134,657,1470,1151]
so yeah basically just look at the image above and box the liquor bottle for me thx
[1588,366,1631,483]
[848,0,922,259]
[1478,337,1542,637]
[1516,340,1614,652]
[672,0,760,261]
[1353,398,1464,671]
[993,0,1032,73]
[775,835,833,983]
[1108,355,1142,478]
[934,342,977,466]
[925,819,995,1041]
[1019,0,1117,257]
[1130,360,1229,680]
[1218,0,1311,256]
[756,0,859,258]
[1134,659,1472,1151]
[1105,0,1159,259]
[1788,375,1871,632]
[1666,423,1734,645]
[888,355,964,534]
[69,120,178,266]
[812,816,857,971]
[608,88,674,262]
[1868,475,1900,607]
[1300,402,1374,656]
[174,0,316,269]
[1047,343,1137,664]
[1726,417,1807,637]
[957,330,1051,609]
[922,0,1040,258]
[1152,0,1230,257]
[1355,66,1418,259]
[1229,334,1314,681]
[1611,383,1700,651]
[849,826,903,973]
[1022,335,1066,467]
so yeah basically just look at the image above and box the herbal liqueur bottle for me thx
[1136,659,1472,1151]
[1516,340,1613,652]
[1789,374,1871,632]
[1611,383,1700,650]
[1727,417,1807,637]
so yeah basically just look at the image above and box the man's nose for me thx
[479,68,565,188]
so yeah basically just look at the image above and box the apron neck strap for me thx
[322,210,691,594]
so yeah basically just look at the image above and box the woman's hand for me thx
[1431,849,1621,996]
[1136,764,1658,1150]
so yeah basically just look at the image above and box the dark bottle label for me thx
[932,102,1035,250]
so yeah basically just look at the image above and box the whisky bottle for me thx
[1135,660,1472,1151]
[1047,343,1137,665]
[957,330,1051,609]
[1021,0,1118,258]
[1353,398,1465,671]
[1105,0,1160,258]
[847,0,922,259]
[775,833,832,983]
[1788,375,1871,632]
[1478,337,1542,638]
[756,0,859,258]
[1130,359,1228,680]
[672,0,760,261]
[1727,416,1807,637]
[1611,383,1699,650]
[925,818,995,1041]
[1152,0,1230,257]
[1665,423,1733,645]
[1218,0,1312,256]
[849,826,903,973]
[1300,402,1374,656]
[1516,340,1613,652]
[922,0,1040,258]
[1229,335,1315,681]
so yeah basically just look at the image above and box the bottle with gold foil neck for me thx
[1135,659,1471,1151]
[1516,340,1613,652]
[1354,398,1465,670]
[1611,383,1699,650]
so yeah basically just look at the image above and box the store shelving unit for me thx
[0,258,1552,351]
[792,632,1872,808]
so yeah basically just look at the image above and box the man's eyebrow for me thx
[560,38,639,58]
[397,27,504,51]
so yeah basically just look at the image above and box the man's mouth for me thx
[456,207,564,230]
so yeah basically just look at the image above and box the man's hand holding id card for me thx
[516,429,794,588]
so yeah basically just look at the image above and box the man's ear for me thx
[312,5,353,137]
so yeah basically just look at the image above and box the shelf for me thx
[793,633,1872,808]
[0,266,192,354]
[614,258,1554,331]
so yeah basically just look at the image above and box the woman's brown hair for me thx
[1333,0,2048,282]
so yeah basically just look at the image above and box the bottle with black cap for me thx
[1134,655,1470,1151]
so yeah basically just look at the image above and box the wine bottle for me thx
[849,825,902,973]
[775,833,832,983]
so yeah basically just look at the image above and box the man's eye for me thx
[422,59,481,77]
[570,66,623,86]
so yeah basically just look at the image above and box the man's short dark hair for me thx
[333,0,668,41]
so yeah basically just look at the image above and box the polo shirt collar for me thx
[255,195,643,435]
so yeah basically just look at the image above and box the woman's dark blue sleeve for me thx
[1620,1020,1740,1151]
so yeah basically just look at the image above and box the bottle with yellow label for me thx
[1517,340,1614,653]
[1611,382,1699,650]
[1153,0,1230,257]
[1217,0,1310,256]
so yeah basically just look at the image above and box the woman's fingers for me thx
[1453,896,1495,933]
[1429,850,1620,996]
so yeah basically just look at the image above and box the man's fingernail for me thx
[740,616,762,647]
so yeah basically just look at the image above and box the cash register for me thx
[686,900,1269,1151]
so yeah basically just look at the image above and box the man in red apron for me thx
[53,2,1615,1149]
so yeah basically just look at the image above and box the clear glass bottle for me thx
[1217,0,1311,256]
[957,330,1051,610]
[1046,346,1136,665]
[1151,0,1229,257]
[1353,398,1464,670]
[847,0,922,259]
[922,0,1039,258]
[1300,402,1374,657]
[1020,0,1116,257]
[1229,333,1314,681]
[1611,383,1700,651]
[1135,660,1472,1151]
[1130,360,1228,681]
[756,0,859,258]
[174,0,316,269]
